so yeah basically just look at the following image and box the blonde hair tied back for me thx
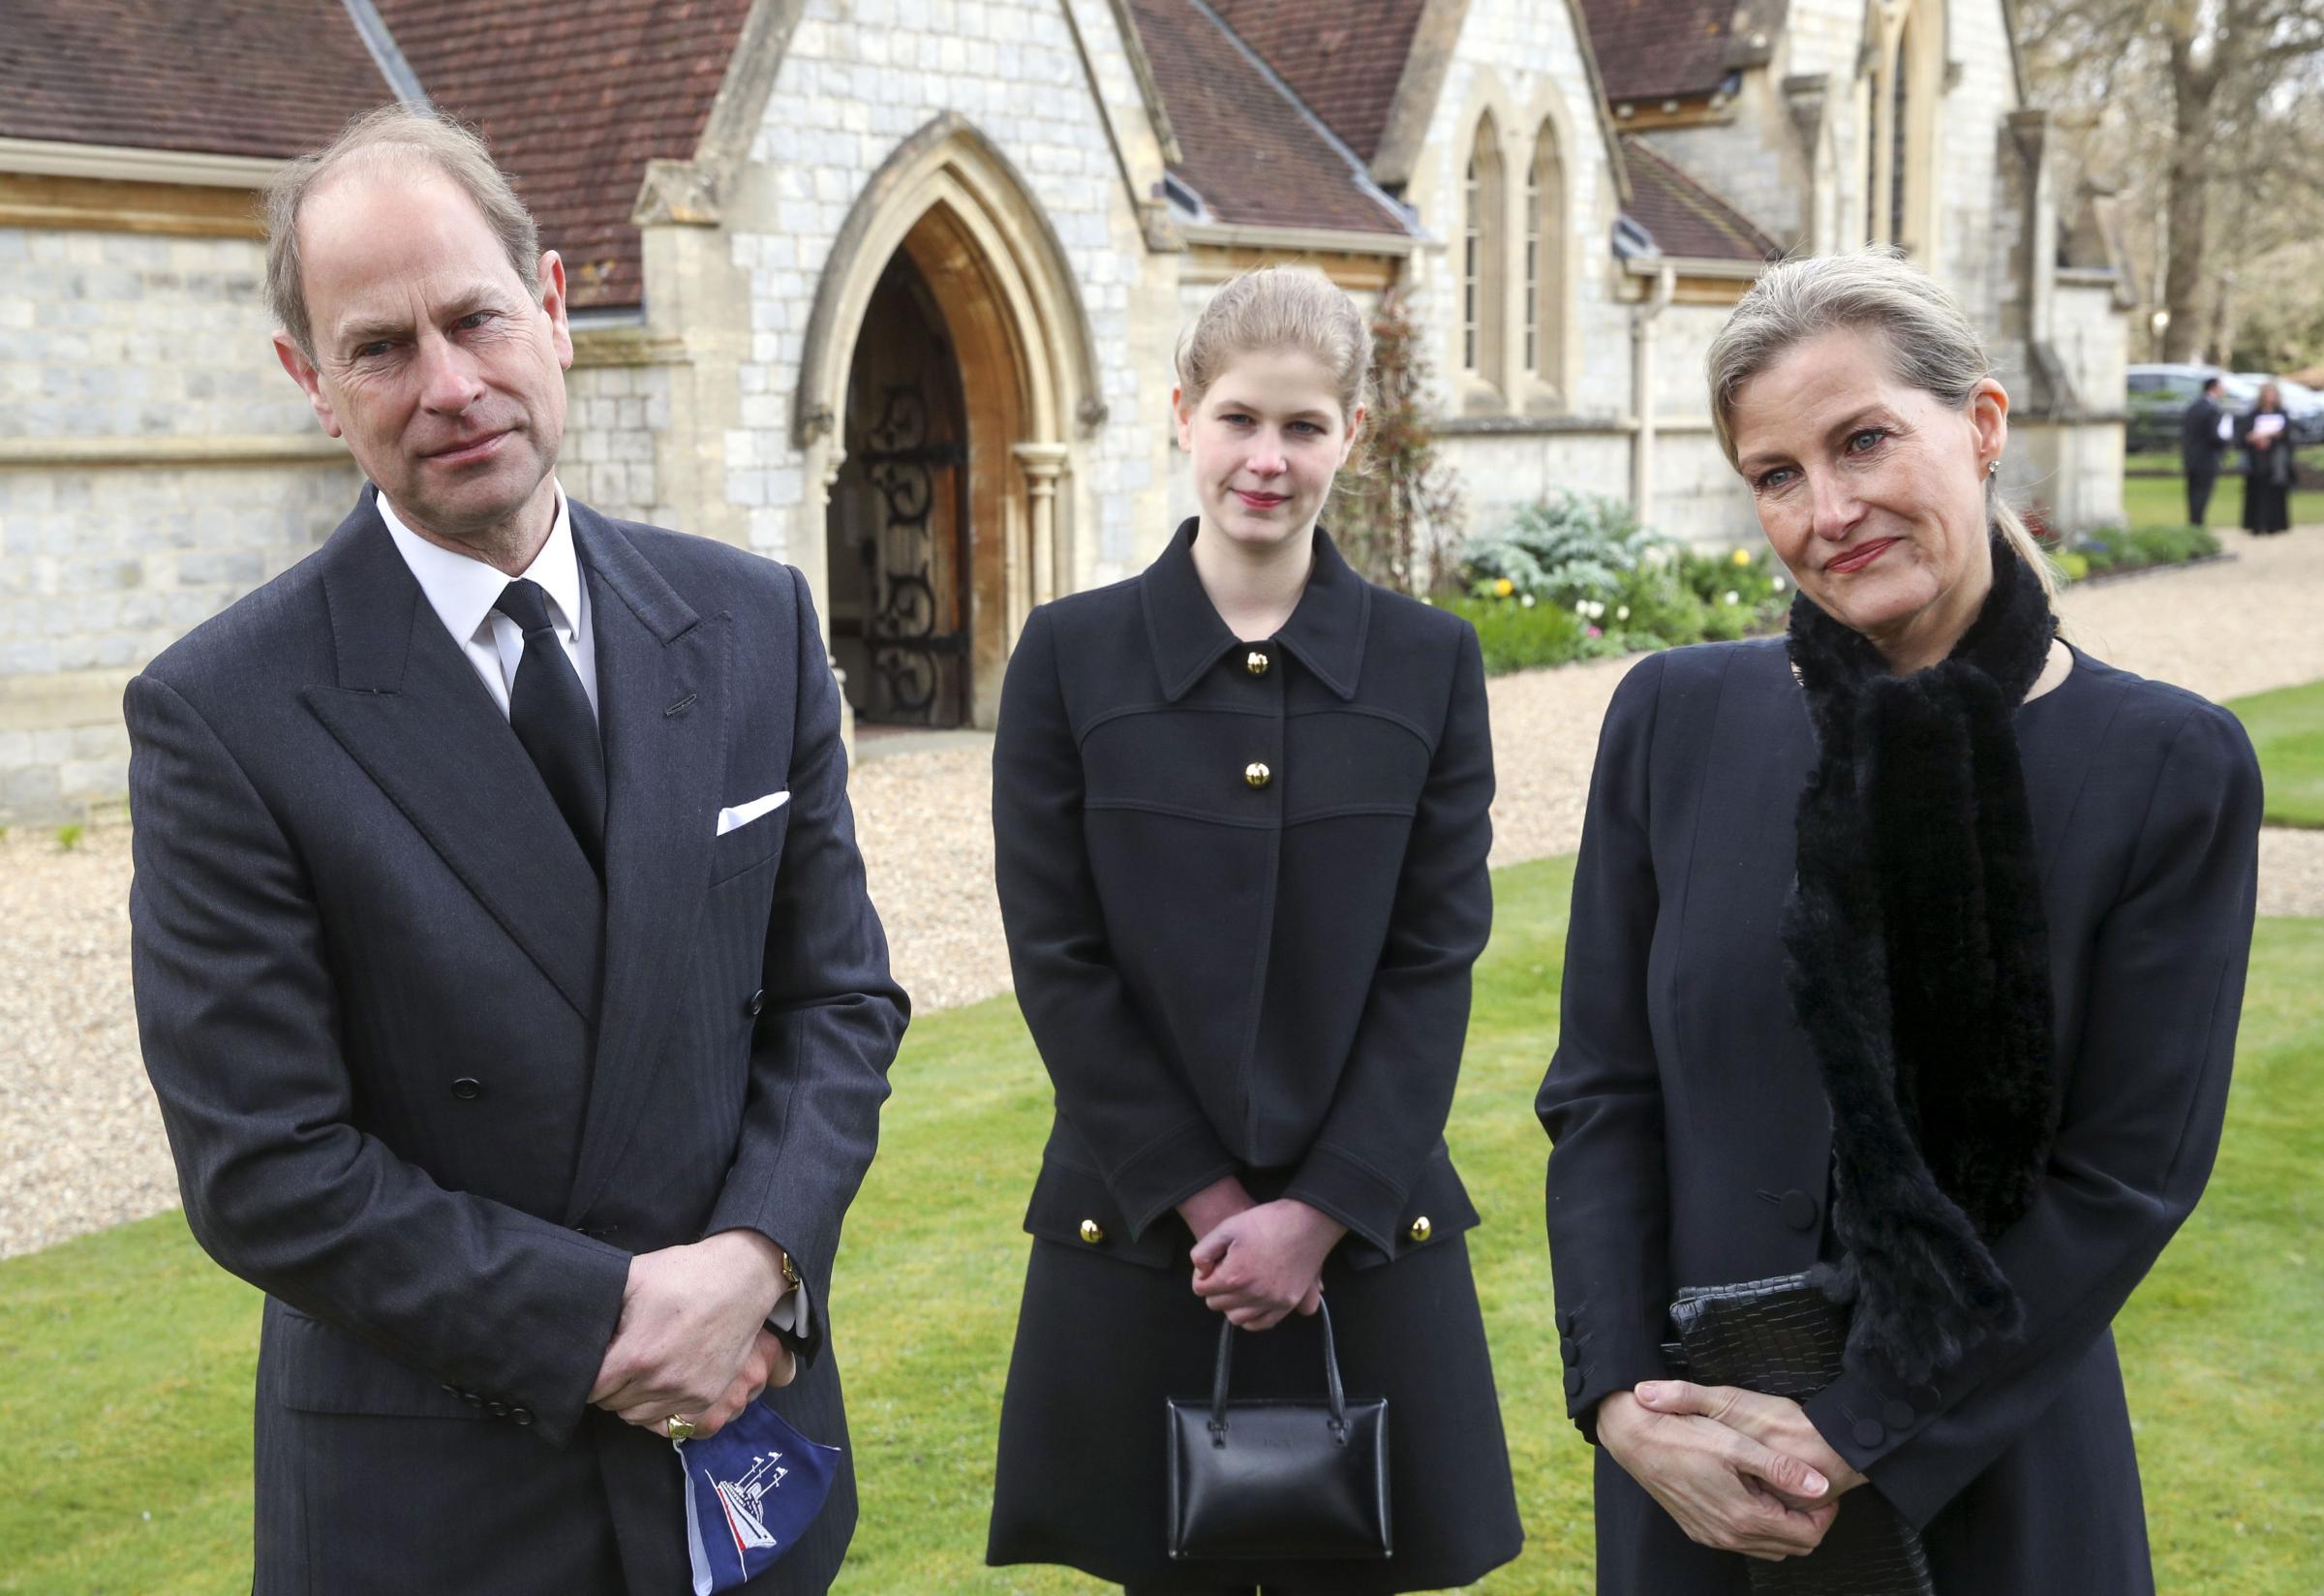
[1176,266,1375,464]
[1705,249,2058,598]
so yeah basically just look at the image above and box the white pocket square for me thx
[716,790,790,836]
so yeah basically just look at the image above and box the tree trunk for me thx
[2160,0,2222,364]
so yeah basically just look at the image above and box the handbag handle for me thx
[1208,1299,1350,1443]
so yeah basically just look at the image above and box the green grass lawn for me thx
[2226,680,2324,829]
[2121,470,2324,533]
[4,859,2319,1592]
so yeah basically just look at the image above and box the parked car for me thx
[2232,373,2324,445]
[2125,365,2260,455]
[2125,364,2219,454]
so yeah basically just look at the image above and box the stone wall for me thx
[560,360,676,526]
[723,0,1176,588]
[0,224,356,823]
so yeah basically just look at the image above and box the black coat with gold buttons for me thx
[994,518,1494,1266]
[987,521,1521,1591]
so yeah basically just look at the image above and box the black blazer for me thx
[994,521,1493,1265]
[1538,639,2259,1592]
[2180,394,2226,475]
[126,490,906,1595]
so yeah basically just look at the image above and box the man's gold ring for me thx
[666,1415,699,1441]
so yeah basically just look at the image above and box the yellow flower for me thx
[1494,577,1514,597]
[1730,547,1754,567]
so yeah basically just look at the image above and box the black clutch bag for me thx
[1166,1301,1391,1562]
[1667,1274,1934,1596]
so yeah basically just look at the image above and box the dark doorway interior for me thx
[825,252,972,728]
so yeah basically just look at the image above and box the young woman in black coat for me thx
[986,267,1523,1593]
[1538,252,2261,1592]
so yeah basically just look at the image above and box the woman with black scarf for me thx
[1537,252,2261,1593]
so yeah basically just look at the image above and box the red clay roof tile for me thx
[1131,0,1410,236]
[0,0,395,158]
[1201,0,1429,163]
[1619,135,1777,261]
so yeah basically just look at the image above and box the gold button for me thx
[1244,761,1271,789]
[1408,1215,1433,1243]
[1245,650,1269,677]
[1079,1219,1106,1244]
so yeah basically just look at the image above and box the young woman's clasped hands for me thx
[1179,1177,1345,1331]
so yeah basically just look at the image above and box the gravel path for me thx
[5,529,2320,1258]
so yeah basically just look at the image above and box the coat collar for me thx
[1141,517,1369,701]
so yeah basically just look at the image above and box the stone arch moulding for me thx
[1519,75,1587,412]
[793,111,1107,721]
[1442,66,1524,414]
[793,111,1106,454]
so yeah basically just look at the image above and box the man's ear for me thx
[273,332,342,439]
[537,249,573,371]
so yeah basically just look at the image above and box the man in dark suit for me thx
[2181,374,2230,525]
[126,107,906,1594]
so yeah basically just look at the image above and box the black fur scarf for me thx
[1783,535,2063,1384]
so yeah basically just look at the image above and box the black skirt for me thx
[987,1226,1523,1593]
[2244,471,2292,534]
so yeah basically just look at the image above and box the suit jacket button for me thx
[1881,1398,1916,1429]
[460,1391,483,1406]
[1408,1215,1431,1243]
[1560,1337,1578,1364]
[1243,761,1271,790]
[1563,1368,1585,1397]
[1245,649,1270,677]
[510,1407,535,1426]
[1557,1310,1577,1335]
[486,1401,508,1419]
[450,1077,483,1101]
[1079,1219,1106,1244]
[1779,1190,1819,1231]
[747,988,766,1017]
[1852,1418,1885,1449]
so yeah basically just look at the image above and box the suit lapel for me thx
[302,492,605,1019]
[562,505,726,1224]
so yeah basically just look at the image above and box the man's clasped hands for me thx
[1598,1380,1870,1561]
[588,1230,799,1441]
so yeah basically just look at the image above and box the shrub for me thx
[1438,595,1590,675]
[1461,493,1667,607]
[2068,522,2222,578]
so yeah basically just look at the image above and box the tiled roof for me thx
[0,0,395,159]
[1619,136,1779,261]
[1201,0,1430,163]
[1579,0,1737,103]
[1130,0,1412,236]
[372,0,754,309]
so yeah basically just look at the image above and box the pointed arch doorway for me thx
[803,114,1103,732]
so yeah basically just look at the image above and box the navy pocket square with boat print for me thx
[676,1398,842,1593]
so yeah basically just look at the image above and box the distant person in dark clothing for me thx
[2180,376,2230,526]
[2240,382,2299,536]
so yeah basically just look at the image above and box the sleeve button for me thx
[450,1077,483,1101]
[510,1407,535,1427]
[1852,1418,1886,1449]
[1881,1398,1916,1429]
[1564,1369,1585,1397]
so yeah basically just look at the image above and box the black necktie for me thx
[492,578,606,872]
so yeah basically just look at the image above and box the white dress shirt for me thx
[377,481,810,1350]
[378,483,598,723]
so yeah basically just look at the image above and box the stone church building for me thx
[0,0,2128,816]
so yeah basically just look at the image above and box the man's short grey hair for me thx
[264,105,541,361]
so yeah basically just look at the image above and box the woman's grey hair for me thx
[1706,249,2057,597]
[1177,265,1374,440]
[264,105,540,362]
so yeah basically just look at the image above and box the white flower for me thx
[1575,600,1590,616]
[1585,600,1606,619]
[1724,590,1741,605]
[1520,594,1537,607]
[1616,604,1632,622]
[1772,575,1789,592]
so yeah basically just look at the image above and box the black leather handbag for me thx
[1165,1301,1391,1562]
[1667,1274,1935,1595]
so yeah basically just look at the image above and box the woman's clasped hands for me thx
[1177,1176,1348,1331]
[1596,1379,1867,1562]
